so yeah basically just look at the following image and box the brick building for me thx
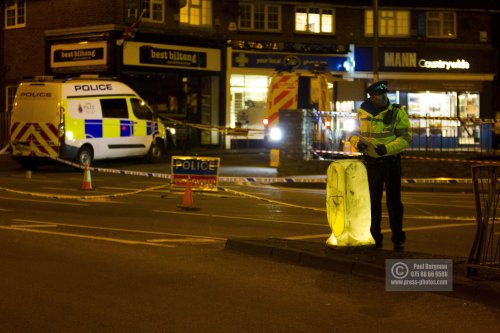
[1,0,499,148]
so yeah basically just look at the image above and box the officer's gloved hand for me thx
[357,142,368,152]
[375,144,387,156]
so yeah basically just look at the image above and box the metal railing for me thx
[466,165,500,276]
[303,111,499,159]
[0,112,10,148]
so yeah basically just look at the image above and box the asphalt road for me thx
[1,153,499,331]
[2,226,500,332]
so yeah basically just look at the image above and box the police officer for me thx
[349,81,412,250]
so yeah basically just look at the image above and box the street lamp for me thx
[373,0,379,82]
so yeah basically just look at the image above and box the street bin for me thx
[326,159,375,247]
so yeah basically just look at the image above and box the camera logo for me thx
[391,262,409,279]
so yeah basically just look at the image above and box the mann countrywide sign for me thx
[354,47,495,73]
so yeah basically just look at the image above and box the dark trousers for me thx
[362,154,406,245]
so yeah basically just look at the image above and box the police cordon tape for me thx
[0,153,475,209]
[218,187,326,212]
[0,184,169,200]
[45,154,474,185]
[165,115,499,137]
[310,148,500,166]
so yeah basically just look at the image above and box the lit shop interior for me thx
[230,73,485,150]
[385,91,482,149]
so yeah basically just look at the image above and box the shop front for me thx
[353,46,496,151]
[121,41,223,148]
[47,35,224,148]
[228,48,354,148]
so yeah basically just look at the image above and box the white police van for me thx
[10,76,170,169]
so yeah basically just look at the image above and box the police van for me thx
[10,76,169,169]
[263,71,332,144]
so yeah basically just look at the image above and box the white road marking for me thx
[283,222,477,240]
[153,210,328,227]
[0,225,175,247]
[147,238,221,243]
[12,224,58,228]
[11,218,226,240]
[0,196,88,206]
[42,187,78,192]
[390,223,476,232]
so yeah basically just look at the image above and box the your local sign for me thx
[171,156,220,191]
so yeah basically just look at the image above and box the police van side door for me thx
[100,97,145,158]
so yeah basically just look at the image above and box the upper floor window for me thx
[365,10,409,37]
[295,7,335,34]
[5,0,26,29]
[180,0,212,27]
[142,0,164,22]
[426,12,456,38]
[238,2,281,32]
[126,0,163,23]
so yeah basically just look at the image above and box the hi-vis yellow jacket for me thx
[349,102,412,158]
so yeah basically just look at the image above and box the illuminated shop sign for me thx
[50,41,107,69]
[123,41,221,71]
[354,47,494,73]
[139,45,206,68]
[232,51,351,72]
[384,52,470,70]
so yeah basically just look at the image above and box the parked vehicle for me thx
[263,70,332,145]
[10,76,170,169]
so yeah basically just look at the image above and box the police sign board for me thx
[171,156,220,191]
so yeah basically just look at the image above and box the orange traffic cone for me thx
[81,162,93,190]
[178,179,199,211]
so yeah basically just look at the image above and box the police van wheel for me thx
[77,146,93,166]
[147,140,163,163]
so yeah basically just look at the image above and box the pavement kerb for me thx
[224,238,500,308]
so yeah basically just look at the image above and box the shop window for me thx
[238,2,281,32]
[458,93,480,145]
[295,7,335,34]
[6,86,18,113]
[230,75,268,138]
[407,92,459,140]
[365,10,409,37]
[101,99,128,119]
[426,11,456,38]
[4,0,25,29]
[180,0,212,26]
[131,98,153,120]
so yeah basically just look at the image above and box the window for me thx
[295,7,334,34]
[6,86,18,113]
[365,10,409,37]
[141,0,164,22]
[101,99,128,119]
[180,0,212,27]
[131,98,153,120]
[4,0,25,29]
[238,2,281,31]
[426,12,456,38]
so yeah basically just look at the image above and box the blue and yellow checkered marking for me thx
[120,120,133,137]
[85,119,103,139]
